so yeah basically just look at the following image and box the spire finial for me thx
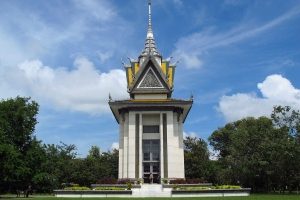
[147,0,153,38]
[140,0,161,59]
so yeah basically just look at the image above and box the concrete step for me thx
[132,184,171,197]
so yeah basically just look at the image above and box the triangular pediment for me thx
[128,57,172,97]
[137,68,164,89]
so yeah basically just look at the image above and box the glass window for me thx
[144,163,150,172]
[143,125,159,133]
[144,152,150,161]
[143,140,160,161]
[152,152,159,161]
[152,163,160,173]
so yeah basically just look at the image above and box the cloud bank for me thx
[1,57,127,115]
[218,74,300,122]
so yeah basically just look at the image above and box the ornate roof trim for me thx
[128,56,171,95]
[137,68,164,89]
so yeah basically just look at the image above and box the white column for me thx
[166,111,174,178]
[128,111,136,178]
[118,116,124,179]
[177,114,185,178]
[139,113,143,179]
[166,111,185,178]
[123,113,129,178]
[159,112,164,180]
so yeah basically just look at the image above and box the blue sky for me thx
[1,0,300,156]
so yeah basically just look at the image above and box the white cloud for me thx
[97,51,113,63]
[172,7,300,69]
[111,142,119,150]
[1,57,128,115]
[73,0,116,22]
[0,0,127,68]
[172,50,203,69]
[218,74,300,122]
[183,131,198,139]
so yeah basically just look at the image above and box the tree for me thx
[67,146,118,187]
[37,142,77,191]
[209,108,300,192]
[0,97,40,193]
[209,117,277,191]
[184,136,210,181]
[87,146,101,159]
[270,106,300,192]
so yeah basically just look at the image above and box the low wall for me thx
[54,187,251,198]
[54,190,132,198]
[90,184,141,189]
[163,183,212,188]
[171,188,251,197]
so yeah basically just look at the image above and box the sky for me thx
[1,0,300,157]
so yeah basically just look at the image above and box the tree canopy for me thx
[0,97,41,192]
[1,97,299,193]
[209,106,300,192]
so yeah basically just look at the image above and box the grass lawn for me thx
[1,194,299,200]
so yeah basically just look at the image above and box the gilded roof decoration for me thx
[138,68,163,88]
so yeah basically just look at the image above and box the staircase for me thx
[132,184,171,197]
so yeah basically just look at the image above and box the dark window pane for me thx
[143,125,159,133]
[143,140,150,144]
[144,163,150,172]
[152,152,159,161]
[152,140,160,145]
[152,163,159,172]
[144,152,150,161]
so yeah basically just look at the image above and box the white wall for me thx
[119,111,185,179]
[166,111,185,178]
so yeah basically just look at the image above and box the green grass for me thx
[0,194,299,200]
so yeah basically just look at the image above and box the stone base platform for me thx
[54,184,251,198]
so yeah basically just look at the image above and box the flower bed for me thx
[54,189,132,197]
[173,185,242,190]
[170,185,250,197]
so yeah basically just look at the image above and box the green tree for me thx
[37,142,77,190]
[209,109,300,192]
[87,145,101,159]
[270,106,300,192]
[0,97,40,193]
[68,146,118,187]
[184,136,210,180]
[209,117,276,191]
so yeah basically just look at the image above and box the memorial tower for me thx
[109,1,193,183]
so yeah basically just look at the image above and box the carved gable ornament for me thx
[137,67,164,88]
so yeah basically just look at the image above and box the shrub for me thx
[137,178,143,184]
[61,183,79,188]
[185,178,205,184]
[215,185,241,189]
[64,186,90,190]
[93,187,125,191]
[169,178,209,184]
[161,178,168,184]
[169,179,186,184]
[117,178,134,184]
[96,177,117,184]
[126,182,132,190]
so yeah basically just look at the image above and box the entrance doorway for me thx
[142,140,160,183]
